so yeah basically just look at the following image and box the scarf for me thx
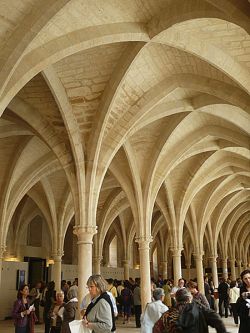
[85,292,116,331]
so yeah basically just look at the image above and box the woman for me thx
[229,280,239,326]
[83,274,115,333]
[153,288,227,333]
[121,280,133,324]
[49,291,65,333]
[12,284,36,333]
[162,279,172,307]
[61,287,78,333]
[237,269,250,333]
[186,280,210,309]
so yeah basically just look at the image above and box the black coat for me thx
[236,287,250,333]
[177,302,227,333]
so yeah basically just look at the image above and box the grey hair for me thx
[175,288,192,303]
[153,288,165,301]
[67,286,78,300]
[87,274,108,294]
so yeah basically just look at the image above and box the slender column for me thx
[186,263,191,281]
[0,245,6,288]
[222,258,228,280]
[137,237,152,310]
[171,247,183,286]
[52,251,63,292]
[193,252,204,294]
[236,258,242,277]
[74,226,97,304]
[209,256,218,288]
[93,256,102,275]
[229,258,236,281]
[243,262,248,270]
[161,261,168,280]
[123,260,130,280]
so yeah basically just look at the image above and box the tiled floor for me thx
[0,316,239,332]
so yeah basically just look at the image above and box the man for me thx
[170,277,185,306]
[141,288,168,333]
[133,277,141,328]
[153,288,228,333]
[218,277,229,318]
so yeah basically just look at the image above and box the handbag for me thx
[69,320,91,333]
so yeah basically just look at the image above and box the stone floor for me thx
[0,316,239,332]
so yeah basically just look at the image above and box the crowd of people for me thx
[12,269,250,333]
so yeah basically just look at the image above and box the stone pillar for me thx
[209,256,218,288]
[52,251,63,292]
[222,258,228,280]
[229,258,236,281]
[193,253,204,294]
[171,247,182,286]
[236,259,242,277]
[93,256,102,275]
[137,237,152,310]
[123,260,130,280]
[74,226,97,304]
[161,261,168,280]
[0,245,6,288]
[186,263,191,281]
[243,262,248,270]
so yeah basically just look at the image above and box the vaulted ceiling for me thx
[0,0,249,263]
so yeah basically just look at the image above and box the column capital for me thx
[73,225,97,244]
[170,247,183,257]
[208,255,218,262]
[93,256,102,264]
[0,244,6,259]
[229,258,236,263]
[122,259,130,265]
[51,250,64,262]
[136,236,153,250]
[193,252,204,259]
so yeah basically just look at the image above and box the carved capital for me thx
[93,256,102,264]
[193,252,204,260]
[51,250,64,262]
[0,244,6,259]
[170,247,183,257]
[136,236,153,250]
[73,225,97,245]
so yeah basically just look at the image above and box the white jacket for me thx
[140,300,168,333]
[229,287,240,304]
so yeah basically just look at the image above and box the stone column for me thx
[222,258,228,280]
[209,256,218,288]
[93,256,102,275]
[171,247,182,286]
[193,253,204,294]
[52,251,63,292]
[236,259,242,277]
[186,263,191,281]
[161,261,168,280]
[74,226,97,304]
[137,237,152,310]
[123,260,130,280]
[243,262,248,270]
[229,258,236,281]
[0,245,6,288]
